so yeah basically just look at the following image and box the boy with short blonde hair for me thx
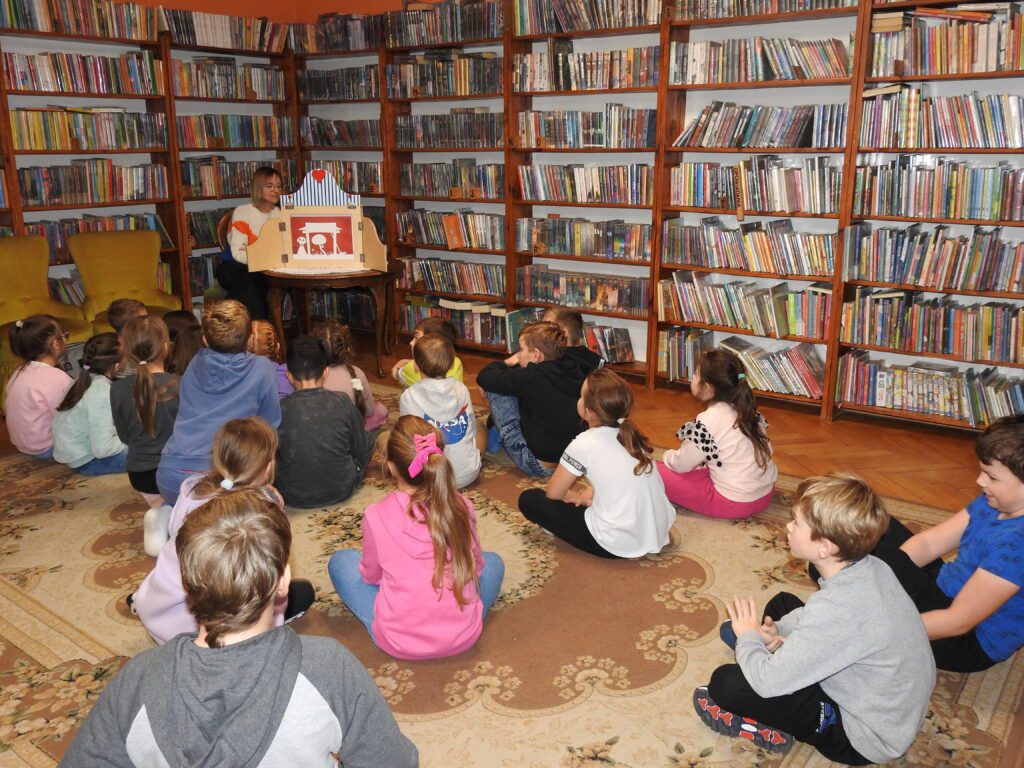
[695,472,934,764]
[107,298,148,333]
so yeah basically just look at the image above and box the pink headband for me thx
[408,433,443,478]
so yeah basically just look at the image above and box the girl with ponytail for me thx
[5,314,72,458]
[328,415,505,659]
[518,368,676,558]
[311,319,388,431]
[657,348,777,519]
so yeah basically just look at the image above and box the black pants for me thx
[215,260,269,320]
[128,468,159,495]
[810,518,995,673]
[518,488,620,559]
[708,592,871,766]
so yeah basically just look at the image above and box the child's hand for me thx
[760,616,784,652]
[726,596,762,638]
[391,359,410,381]
[565,485,594,507]
[504,352,520,367]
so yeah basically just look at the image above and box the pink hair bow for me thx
[408,433,443,478]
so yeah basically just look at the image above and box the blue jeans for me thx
[33,446,55,460]
[485,391,553,478]
[74,450,128,476]
[327,549,506,643]
[156,465,195,505]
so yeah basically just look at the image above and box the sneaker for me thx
[284,579,315,624]
[125,592,137,615]
[486,425,502,454]
[692,686,793,754]
[719,620,737,650]
[143,505,172,558]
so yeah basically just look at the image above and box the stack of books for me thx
[299,65,379,102]
[387,51,502,99]
[400,160,503,199]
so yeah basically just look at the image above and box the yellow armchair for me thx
[69,230,181,333]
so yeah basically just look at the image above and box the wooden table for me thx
[264,269,393,377]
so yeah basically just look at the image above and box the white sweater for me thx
[399,377,481,488]
[228,203,282,265]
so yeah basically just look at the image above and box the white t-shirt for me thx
[560,426,675,558]
[228,203,282,265]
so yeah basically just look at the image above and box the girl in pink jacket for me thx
[328,416,505,660]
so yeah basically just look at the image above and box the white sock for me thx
[143,505,172,558]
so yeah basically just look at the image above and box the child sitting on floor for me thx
[695,473,934,764]
[518,368,675,558]
[391,315,464,388]
[249,319,292,398]
[328,415,504,660]
[658,348,777,519]
[276,335,376,508]
[106,298,148,333]
[64,487,418,768]
[52,333,128,475]
[542,307,603,375]
[476,321,587,477]
[5,315,72,459]
[312,319,388,431]
[861,414,1024,672]
[133,417,314,645]
[162,309,202,375]
[399,334,481,488]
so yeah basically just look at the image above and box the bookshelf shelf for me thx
[296,48,380,60]
[394,195,504,204]
[605,360,648,378]
[390,92,503,103]
[385,37,502,53]
[516,299,648,321]
[661,263,828,283]
[170,43,287,58]
[858,147,1024,155]
[666,146,845,154]
[853,214,1024,227]
[299,98,380,105]
[870,0,991,9]
[845,279,1024,302]
[513,251,650,267]
[512,146,656,153]
[183,194,248,202]
[13,148,169,155]
[6,89,165,100]
[671,8,858,29]
[402,241,504,256]
[518,199,653,210]
[300,145,382,152]
[836,401,977,430]
[657,319,825,345]
[864,70,1024,84]
[657,375,822,404]
[22,198,173,212]
[400,287,504,303]
[0,28,158,46]
[513,24,660,41]
[393,146,504,153]
[179,145,295,152]
[838,341,1024,370]
[668,77,851,91]
[664,205,839,220]
[514,87,658,96]
[173,96,288,105]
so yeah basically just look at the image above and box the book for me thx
[4,50,164,96]
[504,306,545,351]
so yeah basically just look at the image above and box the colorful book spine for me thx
[307,160,382,195]
[514,0,662,35]
[669,35,852,85]
[26,212,173,263]
[673,100,847,149]
[288,14,384,54]
[10,108,166,151]
[3,50,164,96]
[517,105,656,149]
[299,65,379,102]
[513,46,659,92]
[399,161,504,199]
[387,52,503,99]
[515,217,651,262]
[399,257,505,298]
[186,206,236,249]
[516,264,649,315]
[518,163,654,205]
[384,0,503,47]
[400,296,507,347]
[674,0,855,21]
[180,157,297,198]
[173,59,285,102]
[396,111,503,148]
[17,160,168,207]
[161,8,287,52]
[0,0,158,40]
[176,115,293,150]
[300,117,381,147]
[396,208,505,250]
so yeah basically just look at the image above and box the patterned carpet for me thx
[1,387,1023,767]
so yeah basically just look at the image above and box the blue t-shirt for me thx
[936,494,1024,661]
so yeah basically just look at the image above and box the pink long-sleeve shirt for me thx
[5,362,73,455]
[359,490,484,660]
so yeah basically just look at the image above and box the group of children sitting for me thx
[5,298,1023,766]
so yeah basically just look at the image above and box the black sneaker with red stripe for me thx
[693,686,793,754]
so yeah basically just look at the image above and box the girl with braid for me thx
[311,319,388,431]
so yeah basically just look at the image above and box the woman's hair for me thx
[250,166,283,207]
[582,368,654,475]
[698,348,772,469]
[203,299,250,354]
[249,320,282,363]
[310,319,365,414]
[8,314,64,369]
[57,333,120,412]
[412,334,455,379]
[519,321,568,361]
[178,488,290,649]
[387,416,477,607]
[192,417,279,500]
[122,316,177,436]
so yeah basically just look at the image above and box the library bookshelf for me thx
[0,0,1020,432]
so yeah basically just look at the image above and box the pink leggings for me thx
[657,463,775,520]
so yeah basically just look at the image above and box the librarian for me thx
[216,167,284,320]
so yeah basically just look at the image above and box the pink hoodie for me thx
[360,490,484,660]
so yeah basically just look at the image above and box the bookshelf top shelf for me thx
[864,70,1024,85]
[0,27,158,47]
[669,77,851,91]
[6,89,165,101]
[671,7,858,29]
[385,36,502,53]
[512,24,660,42]
[845,279,1024,302]
[170,42,288,58]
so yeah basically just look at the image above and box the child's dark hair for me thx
[162,309,199,342]
[413,334,455,379]
[976,415,1024,483]
[414,316,458,346]
[286,334,328,382]
[57,333,120,412]
[310,319,365,414]
[107,298,148,332]
[582,368,653,475]
[162,309,201,374]
[519,321,568,361]
[697,348,772,470]
[8,314,64,369]
[122,316,177,436]
[542,307,584,345]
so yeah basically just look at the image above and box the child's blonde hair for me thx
[121,316,176,436]
[202,299,250,354]
[542,307,584,345]
[582,368,653,475]
[412,334,454,379]
[791,472,889,562]
[249,320,283,363]
[519,321,568,361]
[387,416,478,607]
[192,417,278,500]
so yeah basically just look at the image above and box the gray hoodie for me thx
[399,377,481,488]
[60,628,418,768]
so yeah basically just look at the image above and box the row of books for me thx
[299,117,381,148]
[668,36,852,85]
[188,252,217,295]
[3,50,163,96]
[386,52,501,100]
[852,155,1024,222]
[176,115,293,150]
[673,0,856,20]
[0,0,157,40]
[172,58,285,102]
[288,13,384,54]
[155,258,174,295]
[299,65,379,102]
[395,110,503,149]
[512,0,661,35]
[515,216,652,262]
[659,271,832,339]
[396,208,505,251]
[516,264,650,315]
[17,160,168,207]
[518,163,654,205]
[307,160,382,195]
[662,216,836,277]
[584,322,637,364]
[384,0,502,48]
[516,105,656,149]
[160,8,288,53]
[308,289,376,328]
[841,287,1023,364]
[669,156,843,214]
[10,107,166,151]
[845,221,1024,294]
[49,271,85,305]
[673,101,848,150]
[838,351,1023,425]
[401,296,507,348]
[399,160,504,200]
[859,87,1024,149]
[365,206,386,244]
[180,157,297,199]
[398,256,505,298]
[26,211,173,263]
[186,206,234,249]
[512,45,659,93]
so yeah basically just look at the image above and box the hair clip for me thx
[616,417,626,425]
[408,433,443,478]
[138,359,148,366]
[351,378,363,392]
[736,373,746,381]
[220,478,234,490]
[15,320,23,328]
